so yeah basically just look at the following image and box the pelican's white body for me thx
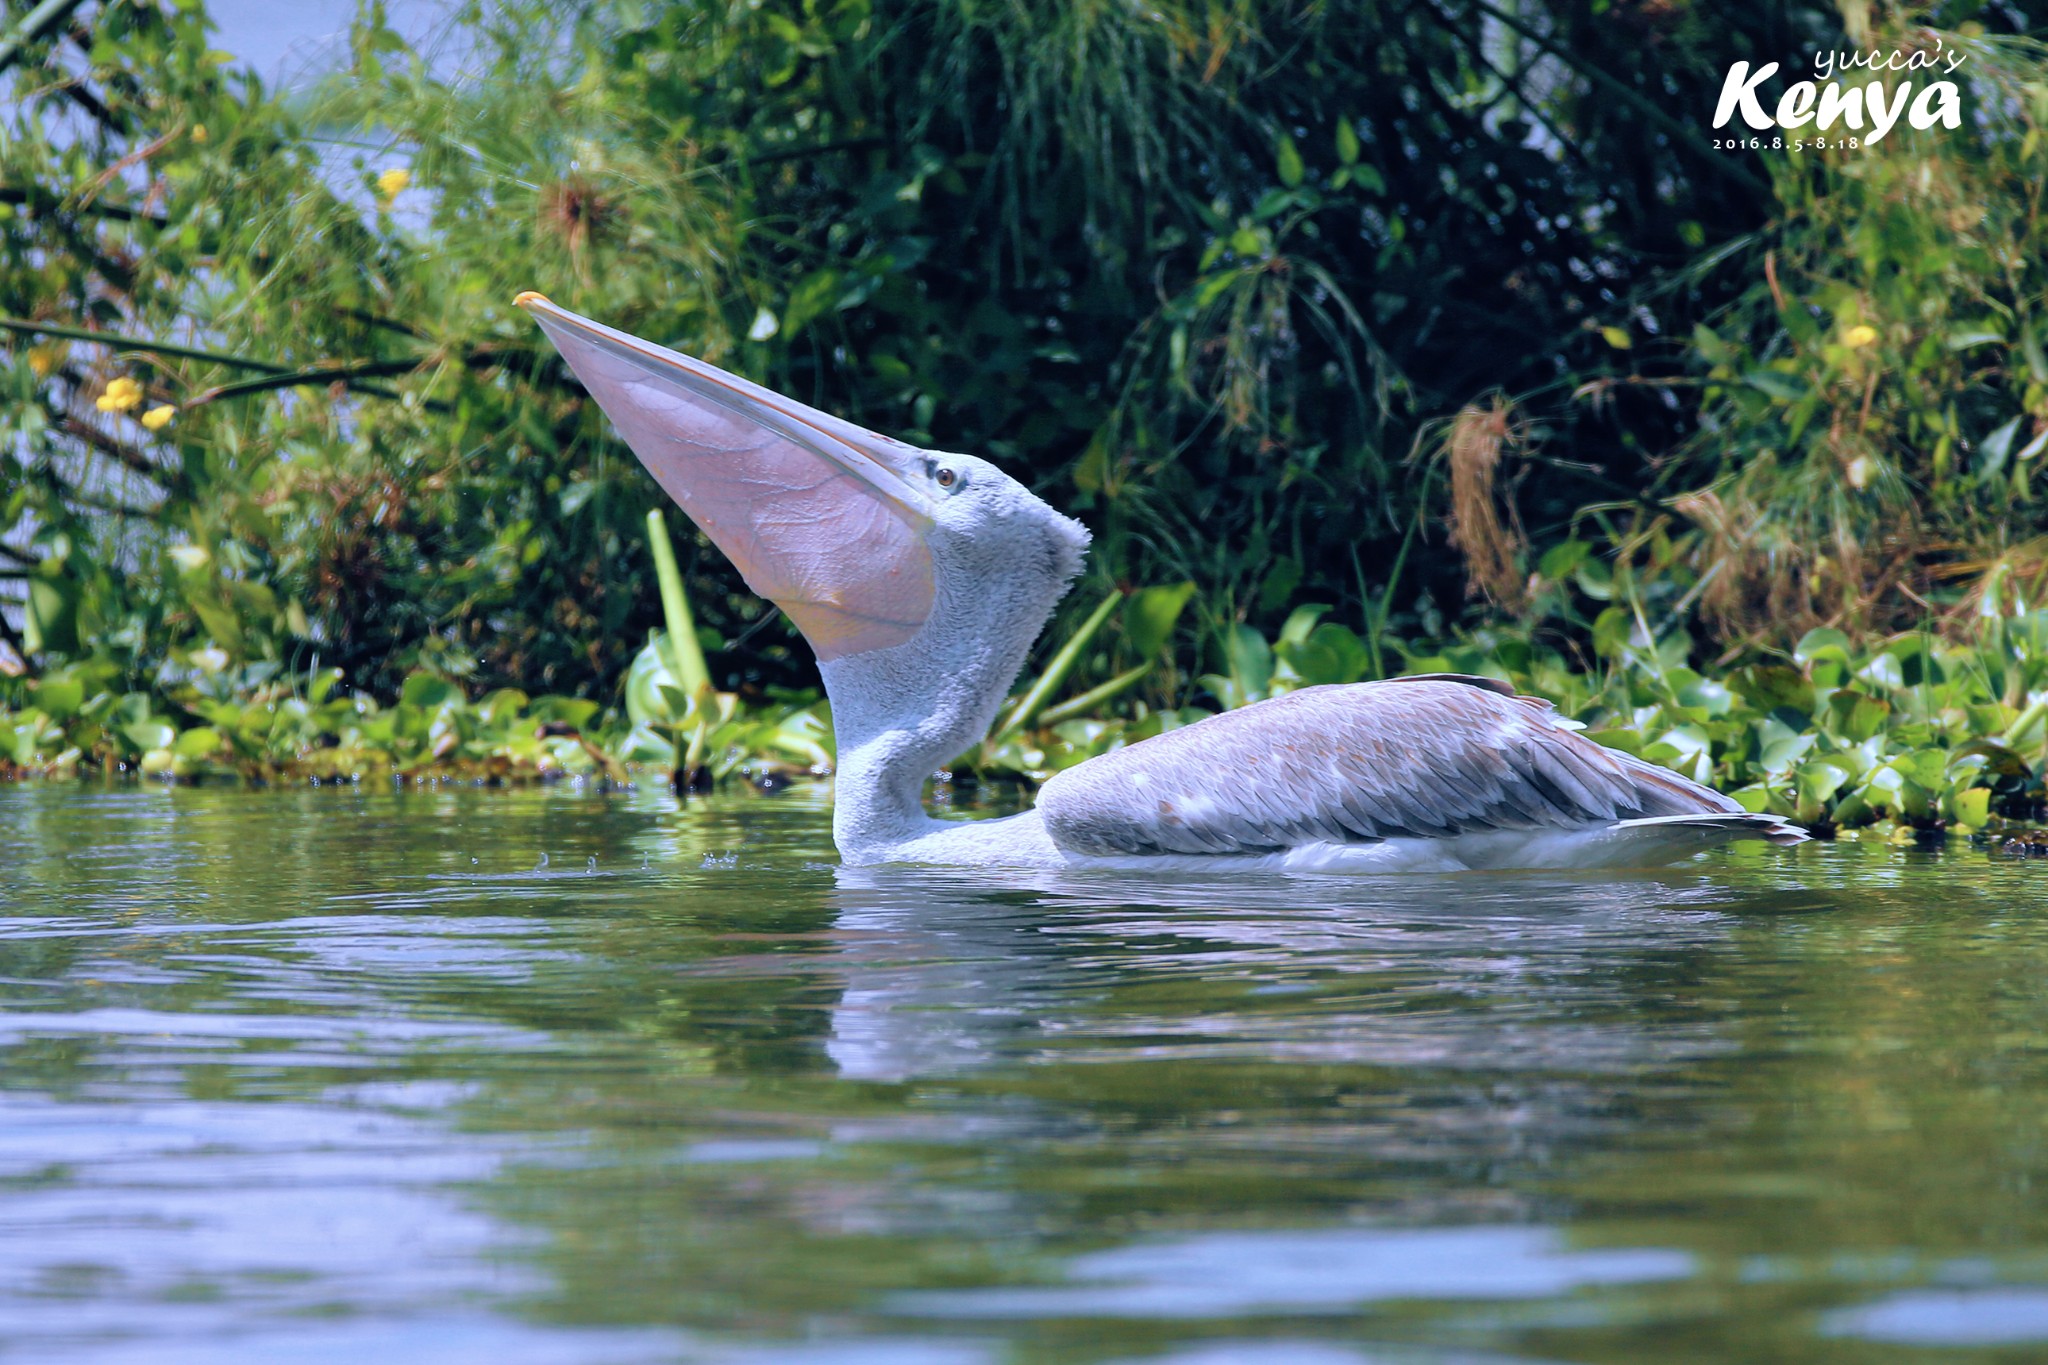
[518,295,1807,872]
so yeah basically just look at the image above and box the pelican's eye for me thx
[933,465,961,491]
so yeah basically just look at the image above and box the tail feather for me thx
[1606,811,1811,853]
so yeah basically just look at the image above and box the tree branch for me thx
[187,357,428,405]
[0,185,165,225]
[56,413,184,496]
[0,316,291,372]
[57,72,117,130]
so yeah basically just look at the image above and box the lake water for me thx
[3,782,2047,1363]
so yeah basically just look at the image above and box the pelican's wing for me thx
[1035,678,1741,856]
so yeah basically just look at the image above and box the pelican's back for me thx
[1035,677,1803,863]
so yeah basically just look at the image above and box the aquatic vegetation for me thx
[2,1,2047,845]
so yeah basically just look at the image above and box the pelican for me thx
[517,293,1806,871]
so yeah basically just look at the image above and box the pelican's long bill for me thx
[516,292,938,661]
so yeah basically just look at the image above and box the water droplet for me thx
[534,853,549,871]
[586,856,597,874]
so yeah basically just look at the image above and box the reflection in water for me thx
[1823,1288,2048,1346]
[822,864,1834,1080]
[4,783,2048,1363]
[891,1225,1692,1318]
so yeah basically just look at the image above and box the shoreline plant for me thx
[3,1,2047,845]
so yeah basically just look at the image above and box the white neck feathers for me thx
[821,522,1078,860]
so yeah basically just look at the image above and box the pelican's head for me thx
[515,293,1088,671]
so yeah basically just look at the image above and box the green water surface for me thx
[3,782,2046,1364]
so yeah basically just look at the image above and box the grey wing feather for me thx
[1035,680,1739,857]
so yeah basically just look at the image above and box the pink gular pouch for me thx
[516,292,937,662]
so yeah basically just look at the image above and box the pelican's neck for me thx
[820,539,1069,863]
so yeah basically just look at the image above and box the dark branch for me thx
[56,414,185,496]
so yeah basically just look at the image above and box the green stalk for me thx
[2001,693,2048,751]
[1037,663,1152,728]
[995,589,1121,740]
[0,0,90,77]
[1368,488,1428,679]
[645,509,711,700]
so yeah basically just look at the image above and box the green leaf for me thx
[1278,622,1372,687]
[2024,322,2048,384]
[1978,415,2022,478]
[1277,603,1329,647]
[173,726,221,758]
[1275,132,1304,188]
[1793,628,1854,667]
[121,717,177,754]
[1225,623,1274,702]
[1742,368,1807,401]
[1335,119,1359,165]
[400,672,459,711]
[997,590,1122,738]
[33,676,84,720]
[1126,582,1196,658]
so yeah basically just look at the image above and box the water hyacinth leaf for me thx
[1730,783,1772,814]
[1951,786,1991,827]
[1826,690,1892,742]
[1856,652,1905,691]
[1125,582,1196,659]
[1280,623,1373,688]
[626,636,690,726]
[1758,730,1816,775]
[1276,604,1329,648]
[120,716,176,755]
[1794,629,1854,668]
[32,675,83,720]
[1646,725,1713,783]
[1729,665,1813,717]
[617,722,677,764]
[1949,739,2029,781]
[527,697,600,731]
[172,726,220,758]
[400,673,460,712]
[1226,623,1274,701]
[1676,675,1733,716]
[24,577,78,654]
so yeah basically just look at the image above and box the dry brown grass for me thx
[1440,396,1528,609]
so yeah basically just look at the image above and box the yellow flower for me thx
[192,124,208,143]
[95,375,144,412]
[26,343,62,378]
[376,167,411,200]
[141,405,176,432]
[1845,324,1879,349]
